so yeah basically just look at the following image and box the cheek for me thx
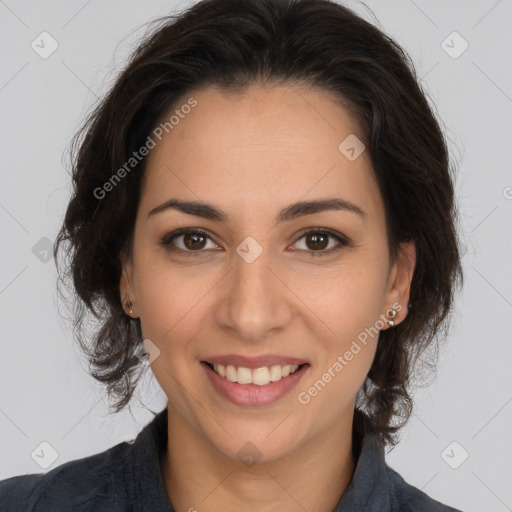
[292,258,388,341]
[134,265,209,413]
[290,254,388,402]
[297,343,376,424]
[137,268,207,350]
[296,266,383,413]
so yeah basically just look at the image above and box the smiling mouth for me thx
[202,361,309,386]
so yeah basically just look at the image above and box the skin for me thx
[120,84,416,512]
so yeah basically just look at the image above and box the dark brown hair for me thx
[54,0,463,447]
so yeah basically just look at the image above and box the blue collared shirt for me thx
[0,408,462,511]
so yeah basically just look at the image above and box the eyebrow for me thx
[147,197,366,223]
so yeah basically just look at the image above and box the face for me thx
[120,84,415,463]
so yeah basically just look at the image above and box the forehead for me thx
[140,84,383,221]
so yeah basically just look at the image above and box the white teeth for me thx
[225,364,237,382]
[237,366,252,384]
[270,365,282,382]
[252,367,271,386]
[211,363,301,385]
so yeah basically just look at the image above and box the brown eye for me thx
[305,232,329,251]
[182,232,207,250]
[161,229,219,254]
[293,228,349,256]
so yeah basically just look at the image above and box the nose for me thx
[214,239,293,343]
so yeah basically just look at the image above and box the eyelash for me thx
[160,227,350,257]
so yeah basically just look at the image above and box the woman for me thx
[0,0,464,510]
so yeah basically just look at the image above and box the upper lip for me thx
[202,354,309,369]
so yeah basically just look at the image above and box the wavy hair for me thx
[54,0,463,447]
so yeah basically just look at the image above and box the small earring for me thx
[125,300,133,316]
[387,309,397,327]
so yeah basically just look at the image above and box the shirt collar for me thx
[125,408,173,511]
[124,407,394,512]
[334,410,396,511]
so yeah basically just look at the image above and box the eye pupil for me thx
[163,228,345,257]
[307,233,328,251]
[184,233,206,250]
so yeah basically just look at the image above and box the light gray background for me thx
[1,1,511,511]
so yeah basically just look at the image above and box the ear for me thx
[119,248,137,317]
[384,241,416,324]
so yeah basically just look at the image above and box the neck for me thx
[161,406,356,512]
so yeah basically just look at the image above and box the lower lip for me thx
[201,362,310,407]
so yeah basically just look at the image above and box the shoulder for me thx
[345,414,463,512]
[0,440,131,512]
[386,465,463,511]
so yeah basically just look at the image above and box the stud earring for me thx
[387,308,397,327]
